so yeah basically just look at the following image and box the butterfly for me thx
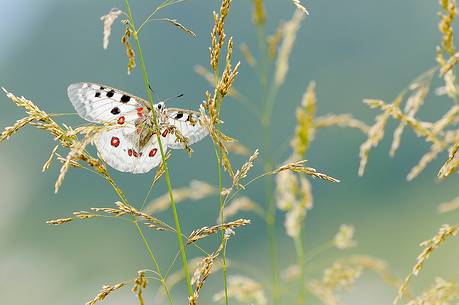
[67,82,208,174]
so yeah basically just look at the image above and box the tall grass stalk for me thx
[123,0,193,297]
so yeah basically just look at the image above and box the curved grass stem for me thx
[123,0,193,298]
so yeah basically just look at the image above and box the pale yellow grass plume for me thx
[273,160,340,183]
[404,277,459,305]
[224,141,251,156]
[221,196,264,222]
[42,145,59,172]
[291,81,316,157]
[210,0,232,70]
[395,224,459,303]
[314,114,370,133]
[114,201,172,231]
[187,218,250,244]
[389,69,435,157]
[292,0,309,15]
[132,271,148,305]
[274,9,304,86]
[233,149,259,189]
[101,8,123,49]
[358,93,404,176]
[194,65,239,97]
[438,195,459,213]
[309,255,398,305]
[275,170,313,238]
[213,275,267,305]
[86,282,126,305]
[121,21,136,74]
[437,0,458,75]
[333,224,357,249]
[144,180,216,214]
[438,142,459,179]
[252,0,266,25]
[267,22,284,59]
[218,37,241,97]
[239,43,256,66]
[189,235,229,305]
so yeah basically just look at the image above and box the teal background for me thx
[0,0,458,304]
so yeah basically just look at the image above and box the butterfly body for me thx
[67,82,208,173]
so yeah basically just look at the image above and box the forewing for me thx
[67,82,149,124]
[96,126,167,174]
[164,108,209,149]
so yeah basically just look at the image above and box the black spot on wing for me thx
[120,94,131,103]
[106,90,115,98]
[95,92,101,98]
[175,112,183,119]
[111,107,120,115]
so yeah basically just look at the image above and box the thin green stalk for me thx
[135,221,175,305]
[293,232,305,305]
[123,0,193,297]
[256,17,282,305]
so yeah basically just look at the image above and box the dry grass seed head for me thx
[252,0,266,25]
[121,20,136,74]
[314,114,370,133]
[292,0,309,15]
[405,277,459,305]
[86,283,126,305]
[395,224,459,303]
[210,0,232,71]
[291,81,316,157]
[274,9,304,86]
[132,271,148,305]
[334,224,357,249]
[213,275,267,305]
[187,218,250,244]
[438,194,459,213]
[273,160,340,183]
[233,148,259,188]
[438,142,459,178]
[101,8,123,49]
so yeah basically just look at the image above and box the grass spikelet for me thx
[218,37,241,97]
[358,94,404,176]
[314,114,370,133]
[210,0,232,71]
[42,145,59,172]
[221,196,263,221]
[267,22,284,59]
[438,0,456,56]
[395,224,459,303]
[274,9,304,86]
[291,81,316,157]
[405,277,459,305]
[213,275,267,305]
[225,141,251,156]
[273,160,340,183]
[233,149,259,188]
[0,116,35,142]
[187,218,250,244]
[132,271,148,305]
[115,201,170,231]
[73,211,98,219]
[322,262,362,290]
[46,217,73,225]
[438,195,459,213]
[438,143,459,178]
[333,224,357,249]
[407,144,444,181]
[252,0,266,25]
[121,22,136,74]
[86,283,126,305]
[292,0,309,15]
[159,18,196,37]
[101,8,123,49]
[240,43,256,67]
[90,207,127,217]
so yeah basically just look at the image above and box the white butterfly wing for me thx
[165,108,209,149]
[67,82,148,124]
[96,127,167,174]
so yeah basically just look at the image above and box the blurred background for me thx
[1,0,458,304]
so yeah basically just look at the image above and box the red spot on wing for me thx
[128,149,133,156]
[133,150,139,158]
[110,137,120,147]
[117,116,125,125]
[149,148,158,157]
[137,107,144,117]
[162,129,168,137]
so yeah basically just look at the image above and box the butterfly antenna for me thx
[148,84,162,103]
[163,93,184,104]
